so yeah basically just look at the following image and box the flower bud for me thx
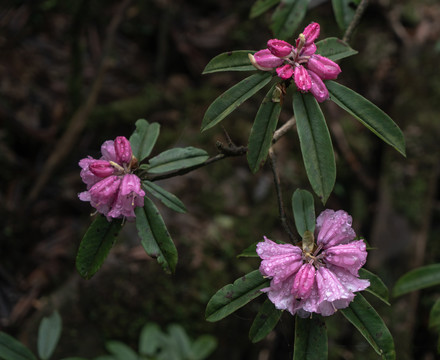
[308,70,329,102]
[276,64,294,80]
[267,39,293,57]
[303,22,320,45]
[292,263,316,299]
[294,65,312,91]
[300,43,317,57]
[307,54,341,80]
[115,136,132,164]
[251,49,284,70]
[89,160,116,178]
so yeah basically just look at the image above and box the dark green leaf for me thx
[191,335,217,360]
[237,242,258,258]
[250,0,281,18]
[247,84,282,173]
[203,51,257,74]
[38,311,62,360]
[332,0,357,30]
[270,0,310,40]
[292,189,315,236]
[147,147,209,174]
[142,180,186,213]
[429,299,440,329]
[129,119,160,161]
[0,332,37,360]
[359,268,390,305]
[315,37,358,60]
[327,81,406,156]
[105,341,138,360]
[249,299,282,343]
[293,315,328,360]
[135,197,178,274]
[205,270,269,322]
[201,72,272,132]
[168,324,192,358]
[293,93,336,204]
[392,263,440,297]
[139,323,162,356]
[341,294,396,359]
[60,358,89,360]
[76,216,122,279]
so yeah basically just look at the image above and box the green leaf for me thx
[315,37,358,61]
[249,299,282,343]
[247,84,282,173]
[429,299,440,329]
[0,332,37,360]
[135,197,178,274]
[237,242,258,258]
[147,147,209,174]
[292,92,336,204]
[327,81,406,156]
[359,268,390,305]
[205,270,269,322]
[250,0,281,18]
[139,323,162,356]
[332,0,358,30]
[142,180,186,213]
[105,341,138,360]
[292,189,315,236]
[76,216,122,279]
[341,294,396,359]
[191,336,217,360]
[167,324,192,358]
[270,0,310,40]
[60,358,89,360]
[203,51,257,74]
[293,315,328,360]
[392,263,440,297]
[37,311,62,360]
[201,72,272,132]
[129,119,160,161]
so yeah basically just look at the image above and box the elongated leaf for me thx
[205,270,269,322]
[332,0,358,30]
[142,180,186,213]
[203,51,257,74]
[139,323,162,356]
[293,315,328,360]
[327,81,406,156]
[293,93,336,204]
[247,84,282,173]
[168,324,192,358]
[76,216,122,279]
[0,332,37,360]
[135,197,178,274]
[429,299,440,329]
[271,0,310,40]
[341,294,396,359]
[38,311,62,360]
[105,341,138,360]
[191,335,217,360]
[201,72,272,132]
[129,119,160,161]
[249,299,282,343]
[147,147,209,174]
[292,189,315,236]
[393,263,440,297]
[250,0,281,18]
[315,37,358,61]
[237,242,258,258]
[359,268,390,305]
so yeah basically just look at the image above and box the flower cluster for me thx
[79,136,145,221]
[249,22,341,102]
[257,209,369,317]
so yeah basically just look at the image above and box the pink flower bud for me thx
[292,263,316,299]
[307,70,329,103]
[324,240,367,275]
[276,64,294,80]
[89,160,116,178]
[294,65,312,91]
[267,39,293,57]
[300,43,317,57]
[252,49,284,70]
[115,136,132,164]
[307,54,341,80]
[303,22,320,45]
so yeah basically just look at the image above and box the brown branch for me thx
[28,0,132,203]
[272,116,296,144]
[342,0,369,43]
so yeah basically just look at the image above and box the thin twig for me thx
[342,0,369,43]
[272,116,296,144]
[268,148,296,243]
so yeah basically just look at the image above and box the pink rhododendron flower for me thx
[78,136,145,221]
[256,209,369,317]
[249,22,341,102]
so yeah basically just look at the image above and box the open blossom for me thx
[78,136,145,221]
[249,22,341,102]
[256,209,369,317]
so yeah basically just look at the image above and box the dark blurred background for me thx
[1,0,439,359]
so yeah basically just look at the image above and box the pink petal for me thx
[327,265,370,293]
[88,176,122,218]
[79,157,101,189]
[267,39,293,57]
[115,136,133,165]
[302,22,320,45]
[276,64,294,79]
[101,140,117,162]
[294,65,312,91]
[89,160,116,178]
[252,49,284,69]
[300,43,317,57]
[315,209,356,248]
[307,54,341,80]
[292,263,316,299]
[262,276,298,315]
[324,240,368,275]
[307,70,329,102]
